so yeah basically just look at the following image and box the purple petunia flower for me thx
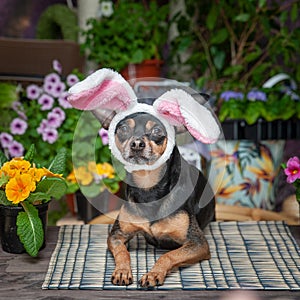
[284,156,300,183]
[43,73,62,96]
[47,111,64,128]
[58,92,72,109]
[247,90,267,101]
[38,94,54,110]
[37,119,48,134]
[220,91,244,101]
[26,84,41,100]
[51,81,66,98]
[0,132,13,147]
[8,140,24,157]
[52,107,66,121]
[10,118,28,135]
[41,127,58,144]
[99,128,109,145]
[53,60,62,74]
[12,101,27,120]
[66,74,79,87]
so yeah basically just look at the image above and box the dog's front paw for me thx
[139,271,166,287]
[111,268,133,286]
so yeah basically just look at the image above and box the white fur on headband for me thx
[108,103,175,172]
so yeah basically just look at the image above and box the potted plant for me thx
[0,144,67,257]
[171,0,300,137]
[80,0,171,78]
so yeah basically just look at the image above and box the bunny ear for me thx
[67,68,137,111]
[153,89,220,144]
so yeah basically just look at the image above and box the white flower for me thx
[99,1,113,18]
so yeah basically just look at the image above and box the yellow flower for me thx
[75,166,93,185]
[66,169,77,184]
[87,162,97,173]
[28,167,46,182]
[42,167,63,178]
[96,162,115,179]
[1,158,31,178]
[5,173,36,204]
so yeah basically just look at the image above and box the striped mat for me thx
[42,221,300,290]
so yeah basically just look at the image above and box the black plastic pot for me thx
[0,202,49,254]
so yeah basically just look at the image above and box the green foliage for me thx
[0,151,8,167]
[24,144,36,163]
[47,147,67,175]
[171,0,300,93]
[17,202,44,257]
[0,190,11,206]
[0,83,19,108]
[81,0,171,71]
[36,4,78,41]
[35,177,67,201]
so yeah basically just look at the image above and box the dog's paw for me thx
[111,268,133,286]
[139,271,166,288]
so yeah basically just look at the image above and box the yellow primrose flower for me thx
[66,169,77,184]
[5,173,36,204]
[96,162,115,179]
[28,167,46,182]
[1,158,31,178]
[87,161,97,173]
[75,166,93,185]
[42,167,63,178]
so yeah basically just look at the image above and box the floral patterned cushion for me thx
[209,140,285,210]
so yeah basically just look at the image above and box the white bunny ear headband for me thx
[68,68,220,172]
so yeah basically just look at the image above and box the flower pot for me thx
[120,59,163,81]
[0,202,49,254]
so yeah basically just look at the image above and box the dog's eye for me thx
[117,124,131,137]
[151,126,163,137]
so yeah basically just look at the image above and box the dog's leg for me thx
[107,220,135,286]
[139,222,210,287]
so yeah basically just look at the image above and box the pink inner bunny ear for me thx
[67,68,137,111]
[153,89,220,144]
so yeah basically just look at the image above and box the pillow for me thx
[209,140,285,210]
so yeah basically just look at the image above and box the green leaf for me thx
[0,190,12,206]
[17,202,44,257]
[48,148,67,175]
[24,144,35,163]
[0,174,9,187]
[258,0,267,8]
[27,192,51,203]
[210,28,228,45]
[206,5,218,30]
[0,150,8,167]
[291,3,298,22]
[35,177,67,200]
[234,13,250,22]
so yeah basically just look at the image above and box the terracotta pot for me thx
[120,59,163,80]
[0,202,49,254]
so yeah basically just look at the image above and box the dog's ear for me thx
[153,89,220,144]
[67,68,137,126]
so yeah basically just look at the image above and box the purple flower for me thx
[58,92,72,109]
[10,118,28,135]
[38,94,54,110]
[52,107,66,122]
[37,119,48,134]
[51,81,66,98]
[66,74,79,87]
[99,128,109,145]
[43,73,62,96]
[12,101,27,120]
[47,111,64,128]
[247,90,267,102]
[41,127,58,144]
[8,140,24,157]
[53,60,62,74]
[0,132,13,147]
[26,84,41,100]
[220,91,244,101]
[284,156,300,183]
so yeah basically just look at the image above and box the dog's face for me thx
[115,112,168,165]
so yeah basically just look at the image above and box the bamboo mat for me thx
[42,221,300,290]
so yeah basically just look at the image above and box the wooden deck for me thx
[0,226,299,300]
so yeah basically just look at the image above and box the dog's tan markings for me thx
[145,120,156,131]
[151,212,189,244]
[139,240,210,287]
[131,165,165,189]
[150,138,167,155]
[126,118,135,129]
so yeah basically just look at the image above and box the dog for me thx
[67,68,220,288]
[107,111,215,287]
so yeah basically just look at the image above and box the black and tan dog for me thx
[107,111,215,287]
[67,68,220,288]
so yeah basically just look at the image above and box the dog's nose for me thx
[130,138,145,150]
